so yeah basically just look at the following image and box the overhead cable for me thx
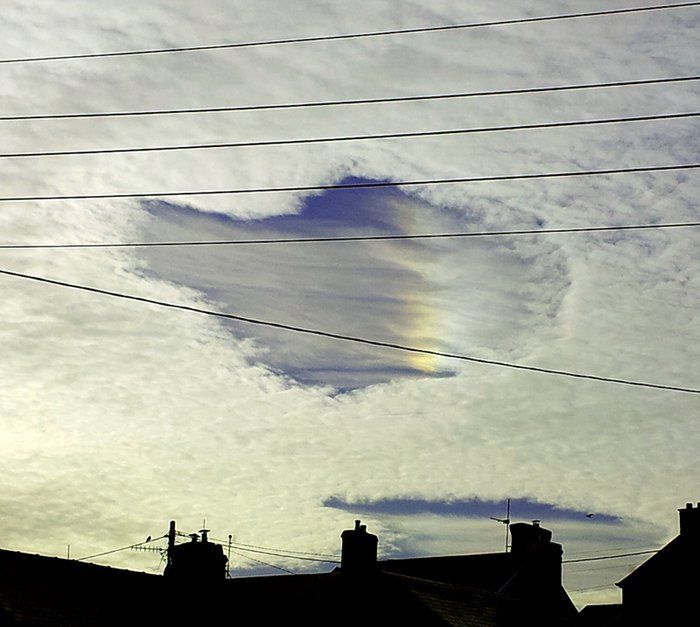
[1,163,697,203]
[76,534,165,561]
[1,3,697,65]
[191,532,339,562]
[566,561,645,573]
[2,75,698,121]
[2,222,699,250]
[2,111,698,159]
[164,533,340,563]
[563,550,659,564]
[221,540,339,560]
[0,267,699,395]
[565,543,662,556]
[227,544,340,564]
[229,549,297,574]
[569,582,619,593]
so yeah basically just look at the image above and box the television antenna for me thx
[489,498,511,552]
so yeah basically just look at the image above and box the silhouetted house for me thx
[615,502,699,623]
[0,518,577,626]
[378,520,577,626]
[579,502,699,625]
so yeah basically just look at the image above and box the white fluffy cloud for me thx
[0,0,698,607]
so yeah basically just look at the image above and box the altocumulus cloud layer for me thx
[0,0,699,605]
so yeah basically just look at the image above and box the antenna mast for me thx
[167,520,176,568]
[227,534,232,579]
[505,498,511,552]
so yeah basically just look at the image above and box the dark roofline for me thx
[0,547,161,580]
[616,535,682,588]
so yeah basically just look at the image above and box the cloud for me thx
[136,182,571,387]
[322,495,622,522]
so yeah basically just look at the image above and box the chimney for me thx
[679,502,700,536]
[509,520,554,557]
[163,523,228,581]
[340,520,378,576]
[508,520,563,589]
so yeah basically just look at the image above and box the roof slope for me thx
[0,548,164,626]
[617,535,697,588]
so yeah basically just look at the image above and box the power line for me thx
[1,267,699,395]
[229,548,297,574]
[219,540,339,560]
[568,582,619,593]
[563,549,659,564]
[186,531,338,562]
[2,75,698,122]
[227,544,340,564]
[76,534,166,561]
[189,534,340,563]
[230,545,658,570]
[1,3,697,65]
[2,111,697,159]
[566,561,644,573]
[2,221,700,250]
[1,162,698,203]
[565,543,662,556]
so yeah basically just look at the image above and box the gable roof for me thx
[617,534,698,589]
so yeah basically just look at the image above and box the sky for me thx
[0,0,698,607]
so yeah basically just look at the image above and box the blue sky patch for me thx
[323,496,622,524]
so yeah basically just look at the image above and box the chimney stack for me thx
[163,522,228,582]
[508,520,563,590]
[340,520,378,576]
[509,521,554,558]
[679,502,700,536]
